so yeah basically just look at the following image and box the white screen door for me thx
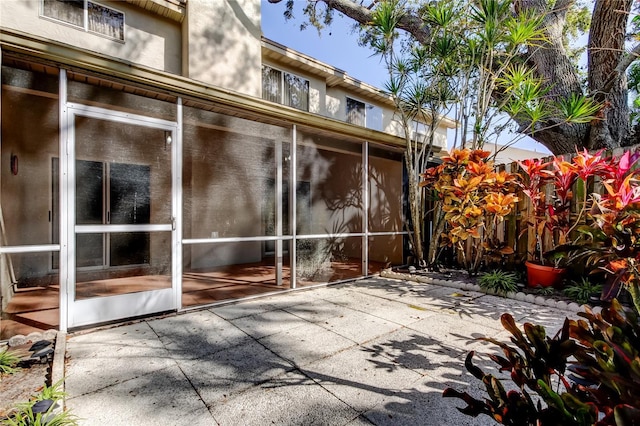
[64,104,179,328]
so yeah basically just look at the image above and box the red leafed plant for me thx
[518,149,611,266]
[571,150,640,313]
[443,300,640,425]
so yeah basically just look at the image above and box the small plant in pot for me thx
[518,149,610,288]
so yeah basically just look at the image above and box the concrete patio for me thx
[63,276,578,425]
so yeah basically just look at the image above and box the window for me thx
[42,0,125,41]
[411,120,429,141]
[346,98,365,126]
[346,97,383,131]
[52,159,151,269]
[262,66,309,111]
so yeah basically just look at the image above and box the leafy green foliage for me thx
[535,286,555,297]
[0,348,21,376]
[443,301,640,425]
[36,381,68,403]
[629,62,640,124]
[563,278,602,304]
[478,269,519,294]
[1,381,78,426]
[557,93,602,124]
[563,0,591,72]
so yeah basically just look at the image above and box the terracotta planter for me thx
[525,261,566,288]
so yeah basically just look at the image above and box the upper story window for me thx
[346,97,383,131]
[411,120,429,140]
[42,0,125,42]
[262,66,309,111]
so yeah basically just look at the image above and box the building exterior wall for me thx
[0,0,444,333]
[0,0,182,75]
[184,0,262,96]
[487,143,550,165]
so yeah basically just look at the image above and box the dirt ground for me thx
[0,361,50,418]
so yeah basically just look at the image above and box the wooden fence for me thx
[428,145,640,269]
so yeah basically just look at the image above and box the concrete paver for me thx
[259,322,356,367]
[208,371,359,425]
[176,339,293,407]
[64,277,576,425]
[67,365,214,426]
[64,322,175,397]
[147,310,251,360]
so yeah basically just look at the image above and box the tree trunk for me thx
[587,0,632,150]
[405,155,424,265]
[268,0,638,153]
[512,0,588,154]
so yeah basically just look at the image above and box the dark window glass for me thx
[346,98,365,126]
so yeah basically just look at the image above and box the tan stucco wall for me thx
[1,88,59,283]
[429,125,449,150]
[324,86,416,142]
[0,1,182,74]
[184,0,262,97]
[325,87,345,121]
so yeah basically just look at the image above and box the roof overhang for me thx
[261,37,458,130]
[0,29,420,151]
[122,0,186,23]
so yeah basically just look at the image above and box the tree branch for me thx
[268,0,430,43]
[602,42,640,94]
[551,0,573,16]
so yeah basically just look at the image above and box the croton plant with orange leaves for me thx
[424,146,640,310]
[421,148,519,275]
[517,149,614,264]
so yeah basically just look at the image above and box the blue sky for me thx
[261,1,389,88]
[260,0,550,154]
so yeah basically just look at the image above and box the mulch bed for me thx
[0,337,55,419]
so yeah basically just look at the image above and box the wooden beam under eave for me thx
[122,0,186,23]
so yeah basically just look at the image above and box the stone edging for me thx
[380,269,596,315]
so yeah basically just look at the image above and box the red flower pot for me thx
[525,261,565,288]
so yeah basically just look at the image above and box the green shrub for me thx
[1,381,78,426]
[477,269,519,294]
[0,348,21,375]
[535,286,555,296]
[563,278,602,304]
